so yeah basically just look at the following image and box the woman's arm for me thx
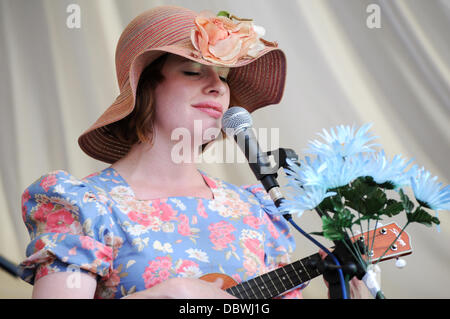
[32,272,236,299]
[32,272,97,299]
[122,277,235,299]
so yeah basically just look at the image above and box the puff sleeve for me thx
[19,170,115,285]
[241,183,306,298]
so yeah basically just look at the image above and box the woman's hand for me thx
[123,277,237,299]
[318,249,372,299]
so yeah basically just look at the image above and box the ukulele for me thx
[200,222,412,299]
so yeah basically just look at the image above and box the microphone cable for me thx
[282,213,348,299]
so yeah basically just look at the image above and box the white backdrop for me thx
[0,0,449,298]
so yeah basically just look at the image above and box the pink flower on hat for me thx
[190,11,266,65]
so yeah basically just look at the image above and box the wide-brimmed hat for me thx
[78,5,287,164]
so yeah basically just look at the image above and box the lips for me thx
[192,102,223,119]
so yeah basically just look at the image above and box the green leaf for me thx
[341,178,375,215]
[217,11,230,18]
[377,181,395,190]
[344,198,365,215]
[365,188,387,214]
[321,215,346,241]
[318,196,334,213]
[381,199,403,217]
[355,176,378,196]
[354,215,382,225]
[330,195,345,213]
[336,208,355,228]
[407,207,440,227]
[399,188,414,214]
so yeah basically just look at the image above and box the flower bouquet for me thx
[279,123,449,298]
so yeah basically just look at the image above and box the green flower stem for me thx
[341,239,358,265]
[342,231,367,271]
[356,209,364,245]
[348,228,365,265]
[369,219,379,264]
[374,221,410,265]
[366,219,371,257]
[315,207,331,219]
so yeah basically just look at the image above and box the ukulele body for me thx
[200,273,237,289]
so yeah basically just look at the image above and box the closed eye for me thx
[183,71,199,76]
[183,71,228,83]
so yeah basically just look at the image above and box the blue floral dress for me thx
[19,167,304,298]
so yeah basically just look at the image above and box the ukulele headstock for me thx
[351,222,412,262]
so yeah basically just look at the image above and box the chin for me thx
[193,117,219,139]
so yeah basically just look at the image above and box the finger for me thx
[318,249,327,260]
[212,277,224,289]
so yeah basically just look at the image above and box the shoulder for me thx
[23,167,122,199]
[21,169,112,225]
[23,170,89,205]
[22,169,104,202]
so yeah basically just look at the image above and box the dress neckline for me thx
[103,167,218,202]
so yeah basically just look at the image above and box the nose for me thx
[203,69,228,97]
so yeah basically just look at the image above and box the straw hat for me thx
[78,5,287,163]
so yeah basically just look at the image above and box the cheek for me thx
[223,86,231,108]
[153,83,196,128]
[154,81,191,111]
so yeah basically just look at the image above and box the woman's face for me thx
[153,54,230,145]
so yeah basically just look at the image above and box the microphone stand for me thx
[0,255,20,278]
[259,147,371,299]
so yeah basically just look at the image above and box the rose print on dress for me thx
[208,220,236,250]
[208,187,253,219]
[39,174,58,192]
[175,259,202,278]
[142,256,173,288]
[239,229,265,278]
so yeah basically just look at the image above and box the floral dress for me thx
[19,167,304,298]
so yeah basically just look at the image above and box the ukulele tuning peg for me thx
[395,258,407,269]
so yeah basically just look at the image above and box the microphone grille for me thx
[221,106,253,135]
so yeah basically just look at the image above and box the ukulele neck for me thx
[225,253,322,299]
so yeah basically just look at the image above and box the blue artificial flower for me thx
[307,123,378,158]
[410,167,450,211]
[280,185,336,218]
[289,154,368,190]
[281,159,336,217]
[283,157,326,187]
[321,154,369,189]
[363,150,416,189]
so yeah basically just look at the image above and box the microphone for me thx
[221,106,285,207]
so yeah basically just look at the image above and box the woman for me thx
[19,5,366,299]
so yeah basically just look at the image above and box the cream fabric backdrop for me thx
[0,0,448,298]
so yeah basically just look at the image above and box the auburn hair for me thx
[107,53,168,146]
